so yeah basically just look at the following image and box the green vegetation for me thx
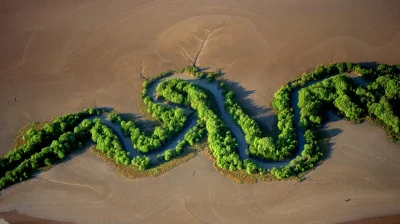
[92,144,201,180]
[0,116,95,189]
[222,82,296,161]
[1,63,399,190]
[118,100,187,153]
[157,120,206,162]
[90,118,131,165]
[156,78,244,171]
[0,108,99,178]
[269,63,400,179]
[131,156,151,170]
[182,65,220,81]
[356,72,400,139]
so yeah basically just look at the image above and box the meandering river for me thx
[99,73,368,169]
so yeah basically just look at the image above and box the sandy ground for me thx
[0,0,400,223]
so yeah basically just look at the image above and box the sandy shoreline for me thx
[1,0,399,223]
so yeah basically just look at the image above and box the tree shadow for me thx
[119,112,141,121]
[301,113,344,182]
[218,73,277,134]
[358,61,379,69]
[98,106,113,113]
[324,128,343,138]
[323,110,342,123]
[350,75,369,87]
[199,67,211,72]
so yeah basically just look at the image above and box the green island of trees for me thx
[0,62,399,189]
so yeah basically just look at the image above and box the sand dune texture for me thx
[0,0,400,223]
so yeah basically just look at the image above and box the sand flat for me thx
[1,0,400,223]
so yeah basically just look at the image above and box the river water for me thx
[99,73,368,169]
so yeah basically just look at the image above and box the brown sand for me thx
[0,0,400,223]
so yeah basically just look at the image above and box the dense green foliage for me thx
[117,69,195,154]
[271,75,363,180]
[183,120,206,146]
[90,118,131,165]
[117,99,187,153]
[0,118,95,189]
[1,63,399,190]
[157,120,206,162]
[0,108,99,177]
[156,79,245,171]
[356,73,400,135]
[298,75,364,128]
[270,63,400,179]
[131,156,151,170]
[222,83,295,161]
[157,149,181,161]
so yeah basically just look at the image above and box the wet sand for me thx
[1,0,399,223]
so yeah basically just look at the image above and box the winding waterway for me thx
[99,73,369,169]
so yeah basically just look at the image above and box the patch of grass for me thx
[13,122,47,148]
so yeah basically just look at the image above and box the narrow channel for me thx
[100,73,368,168]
